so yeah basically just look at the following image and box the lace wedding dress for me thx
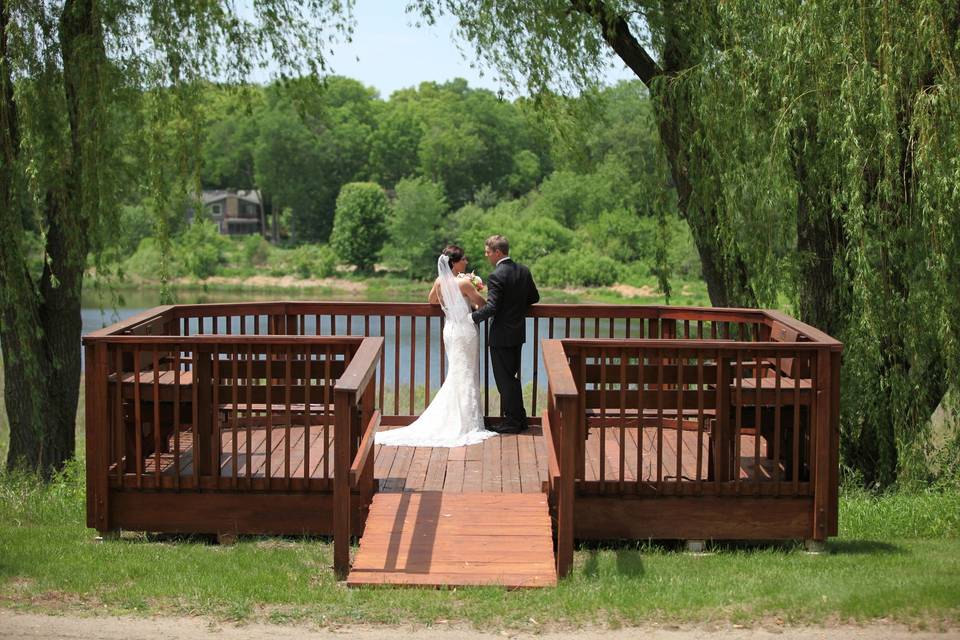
[375,255,495,448]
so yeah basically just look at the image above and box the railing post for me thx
[334,389,355,579]
[557,395,578,577]
[812,348,833,541]
[194,347,213,478]
[829,350,841,536]
[85,342,111,534]
[714,354,732,482]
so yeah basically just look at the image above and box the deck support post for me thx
[93,530,119,542]
[804,538,827,554]
[333,390,355,580]
[812,349,832,541]
[556,396,578,578]
[685,539,708,553]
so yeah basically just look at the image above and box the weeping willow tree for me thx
[681,1,960,486]
[0,0,353,476]
[412,0,960,486]
[411,0,758,308]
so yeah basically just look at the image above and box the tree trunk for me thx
[574,0,757,308]
[1,0,102,476]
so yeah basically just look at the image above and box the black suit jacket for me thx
[471,258,540,347]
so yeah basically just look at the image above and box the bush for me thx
[290,244,337,279]
[330,182,389,273]
[176,219,227,279]
[241,234,271,268]
[535,250,621,287]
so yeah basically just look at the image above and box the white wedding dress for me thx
[375,256,495,448]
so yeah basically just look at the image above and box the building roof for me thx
[201,189,261,206]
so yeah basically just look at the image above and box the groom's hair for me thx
[485,235,509,255]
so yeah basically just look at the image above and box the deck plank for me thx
[347,492,556,589]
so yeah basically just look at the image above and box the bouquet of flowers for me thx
[458,271,484,291]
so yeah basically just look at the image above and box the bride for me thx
[375,245,496,447]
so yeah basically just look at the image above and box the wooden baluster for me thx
[636,347,645,492]
[696,354,704,493]
[594,317,600,339]
[774,354,782,492]
[577,354,586,483]
[284,345,292,488]
[324,345,332,481]
[675,349,684,494]
[734,350,743,493]
[793,351,801,494]
[425,314,431,406]
[618,347,627,493]
[304,346,312,484]
[245,345,253,484]
[599,349,607,493]
[114,348,125,483]
[152,347,161,487]
[379,315,387,411]
[231,345,239,489]
[409,315,417,414]
[656,348,663,492]
[754,346,763,495]
[191,346,201,488]
[173,346,181,489]
[265,344,273,489]
[134,346,143,489]
[212,346,221,484]
[531,318,539,417]
[393,316,400,416]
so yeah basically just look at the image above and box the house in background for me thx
[190,189,263,236]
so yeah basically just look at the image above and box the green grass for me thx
[0,463,957,628]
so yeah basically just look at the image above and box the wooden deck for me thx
[138,423,777,488]
[347,492,556,588]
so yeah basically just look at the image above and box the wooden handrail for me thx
[350,409,381,486]
[762,309,844,350]
[83,305,176,340]
[335,337,384,396]
[84,334,366,346]
[560,338,832,351]
[542,340,577,398]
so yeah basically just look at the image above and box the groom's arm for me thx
[471,271,502,324]
[527,272,540,306]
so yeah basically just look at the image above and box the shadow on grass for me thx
[828,539,906,555]
[579,546,646,578]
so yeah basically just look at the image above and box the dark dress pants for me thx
[490,345,527,429]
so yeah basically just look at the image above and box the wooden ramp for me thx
[346,492,556,588]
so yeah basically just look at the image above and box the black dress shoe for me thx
[488,424,522,435]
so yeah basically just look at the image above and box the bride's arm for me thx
[459,279,485,310]
[428,279,441,304]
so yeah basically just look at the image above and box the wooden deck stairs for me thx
[346,491,557,588]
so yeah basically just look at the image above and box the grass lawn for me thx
[0,460,957,628]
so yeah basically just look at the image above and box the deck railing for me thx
[540,312,841,576]
[83,301,840,579]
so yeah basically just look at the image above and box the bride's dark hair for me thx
[442,244,465,264]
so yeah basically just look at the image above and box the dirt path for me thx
[1,611,956,640]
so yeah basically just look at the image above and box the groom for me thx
[471,235,540,434]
